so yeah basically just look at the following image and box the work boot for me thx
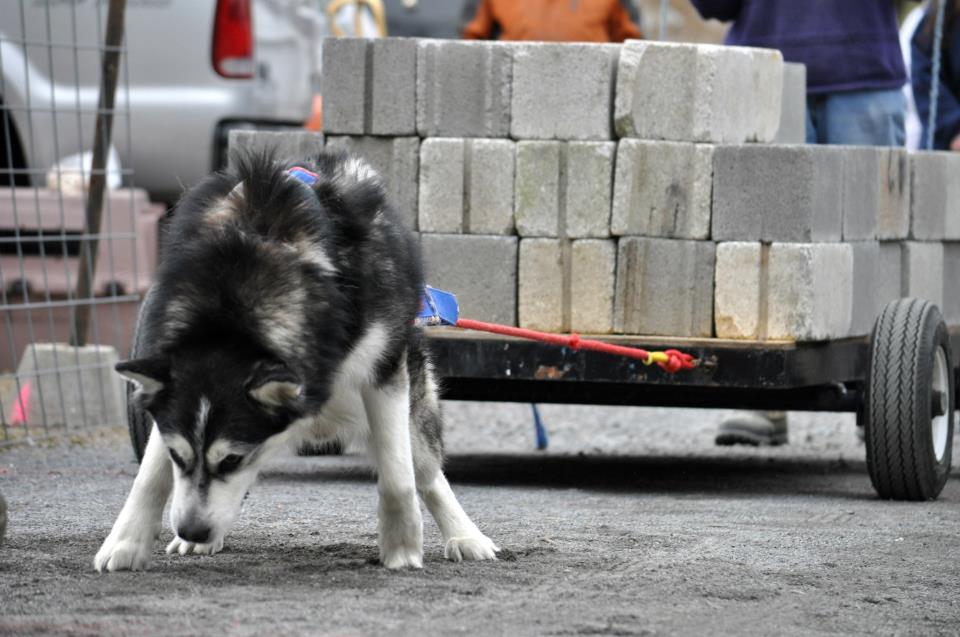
[715,411,788,446]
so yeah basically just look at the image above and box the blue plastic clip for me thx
[416,286,459,326]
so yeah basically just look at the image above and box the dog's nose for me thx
[177,521,211,544]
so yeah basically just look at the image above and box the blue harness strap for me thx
[287,166,320,186]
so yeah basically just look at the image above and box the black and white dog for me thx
[94,150,498,571]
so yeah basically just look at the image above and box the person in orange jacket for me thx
[462,0,642,43]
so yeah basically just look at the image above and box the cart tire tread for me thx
[864,298,953,501]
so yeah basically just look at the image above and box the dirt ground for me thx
[1,403,959,636]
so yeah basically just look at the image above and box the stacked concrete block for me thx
[901,241,944,309]
[877,149,911,240]
[325,136,420,230]
[943,243,960,323]
[417,40,512,138]
[910,151,960,240]
[227,130,325,165]
[514,141,615,238]
[420,234,518,325]
[518,239,617,333]
[612,140,713,239]
[712,144,843,242]
[775,63,806,144]
[418,138,515,235]
[844,147,912,241]
[511,42,619,140]
[321,38,417,136]
[714,243,853,341]
[849,242,904,335]
[614,237,715,337]
[615,40,783,144]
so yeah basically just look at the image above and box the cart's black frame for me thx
[427,327,960,413]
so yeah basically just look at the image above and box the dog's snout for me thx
[177,520,211,544]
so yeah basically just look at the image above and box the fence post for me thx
[70,0,127,346]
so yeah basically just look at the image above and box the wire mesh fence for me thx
[0,0,156,447]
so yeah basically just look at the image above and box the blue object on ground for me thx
[417,286,460,326]
[531,404,549,451]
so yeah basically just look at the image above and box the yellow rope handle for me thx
[326,0,387,38]
[642,352,670,366]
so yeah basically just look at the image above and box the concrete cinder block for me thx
[877,149,911,240]
[774,62,806,144]
[321,38,417,136]
[417,40,512,138]
[515,141,613,238]
[943,242,960,323]
[420,234,518,325]
[901,241,944,308]
[714,242,853,340]
[910,151,960,240]
[7,343,125,429]
[615,40,783,144]
[418,138,515,235]
[511,42,619,140]
[325,136,420,230]
[519,239,564,332]
[612,140,713,239]
[227,130,325,165]
[849,242,902,336]
[614,237,715,337]
[571,239,617,333]
[518,239,617,334]
[767,243,852,341]
[712,144,843,242]
[842,147,880,241]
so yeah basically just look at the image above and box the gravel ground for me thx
[1,402,959,636]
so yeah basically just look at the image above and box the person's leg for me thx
[819,89,906,147]
[806,94,824,144]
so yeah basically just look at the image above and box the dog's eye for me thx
[219,454,244,473]
[168,448,186,469]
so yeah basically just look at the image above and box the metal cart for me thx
[125,297,956,502]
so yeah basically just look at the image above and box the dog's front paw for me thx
[381,544,423,570]
[165,535,224,557]
[94,534,154,572]
[444,534,499,562]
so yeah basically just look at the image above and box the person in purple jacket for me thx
[691,0,908,446]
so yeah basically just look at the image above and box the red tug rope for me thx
[454,318,698,374]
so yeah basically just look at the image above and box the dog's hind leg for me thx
[94,423,173,572]
[408,341,499,562]
[363,358,424,569]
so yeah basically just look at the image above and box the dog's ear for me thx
[247,360,303,409]
[116,357,170,397]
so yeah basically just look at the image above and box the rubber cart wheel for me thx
[863,298,954,500]
[127,287,156,463]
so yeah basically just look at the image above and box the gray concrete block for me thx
[510,42,619,141]
[321,38,417,136]
[325,136,420,231]
[901,241,944,308]
[714,242,763,339]
[611,140,713,239]
[850,242,882,336]
[515,141,613,238]
[712,144,843,242]
[571,239,616,334]
[519,239,564,332]
[418,138,515,235]
[420,234,518,325]
[714,242,853,340]
[417,40,512,138]
[766,243,852,341]
[774,62,806,144]
[878,149,911,240]
[910,151,960,240]
[943,242,960,324]
[614,237,714,337]
[842,147,880,241]
[615,41,783,144]
[8,343,125,429]
[227,130,325,165]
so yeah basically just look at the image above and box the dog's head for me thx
[116,349,306,545]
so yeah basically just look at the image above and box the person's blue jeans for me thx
[806,88,906,146]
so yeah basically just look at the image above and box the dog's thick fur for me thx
[94,150,498,571]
